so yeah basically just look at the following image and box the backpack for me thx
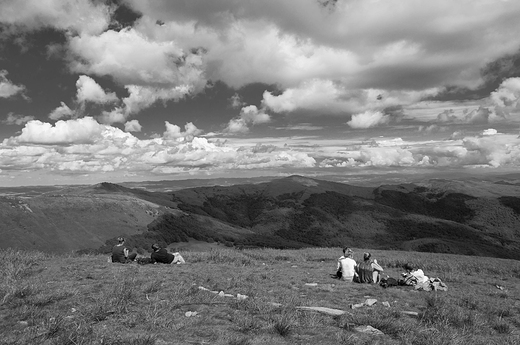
[380,277,398,288]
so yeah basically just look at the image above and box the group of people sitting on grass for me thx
[111,237,185,265]
[335,247,429,287]
[336,247,385,283]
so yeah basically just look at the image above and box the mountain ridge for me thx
[1,175,520,259]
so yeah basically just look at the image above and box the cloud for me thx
[68,28,206,116]
[99,108,126,125]
[0,0,110,35]
[48,102,74,120]
[0,70,25,98]
[12,117,106,145]
[3,113,35,125]
[490,77,520,118]
[126,0,520,91]
[124,120,142,132]
[163,122,202,141]
[347,111,391,129]
[230,93,243,109]
[0,118,316,177]
[482,129,498,136]
[262,79,439,116]
[76,75,118,104]
[224,105,271,134]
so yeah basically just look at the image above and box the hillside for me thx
[2,176,520,260]
[1,247,519,344]
[0,183,175,253]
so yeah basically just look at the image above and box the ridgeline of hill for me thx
[1,176,520,260]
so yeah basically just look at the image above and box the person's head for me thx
[151,243,160,252]
[343,247,353,257]
[363,252,371,261]
[404,263,415,272]
[117,237,125,244]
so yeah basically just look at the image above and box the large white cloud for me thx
[0,118,317,176]
[0,0,110,35]
[68,28,207,115]
[12,117,106,145]
[262,79,439,116]
[127,0,520,90]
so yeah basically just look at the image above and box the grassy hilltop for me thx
[1,247,519,345]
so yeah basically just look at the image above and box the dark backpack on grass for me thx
[380,277,398,288]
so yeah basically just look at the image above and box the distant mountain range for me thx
[2,175,520,260]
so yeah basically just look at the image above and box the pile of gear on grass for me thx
[333,247,448,292]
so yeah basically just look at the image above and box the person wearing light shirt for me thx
[337,247,358,282]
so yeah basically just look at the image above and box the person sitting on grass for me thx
[111,237,137,263]
[337,247,358,282]
[355,252,384,284]
[150,244,186,264]
[400,263,429,286]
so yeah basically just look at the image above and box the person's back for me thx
[111,237,137,263]
[151,247,175,264]
[112,243,126,263]
[337,247,357,282]
[356,260,373,283]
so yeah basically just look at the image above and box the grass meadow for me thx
[1,246,519,344]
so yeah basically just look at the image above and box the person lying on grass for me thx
[150,244,186,264]
[336,247,358,282]
[354,252,384,284]
[111,237,137,263]
[399,262,429,286]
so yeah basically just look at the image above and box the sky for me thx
[1,0,520,187]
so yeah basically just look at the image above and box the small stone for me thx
[382,301,391,307]
[354,325,384,335]
[304,283,318,287]
[364,299,377,306]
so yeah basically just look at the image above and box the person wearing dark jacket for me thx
[355,252,384,283]
[111,237,137,263]
[150,244,185,264]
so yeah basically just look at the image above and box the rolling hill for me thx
[2,176,520,259]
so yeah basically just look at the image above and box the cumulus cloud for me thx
[76,75,118,104]
[0,0,110,35]
[224,105,271,134]
[491,77,520,108]
[0,118,316,177]
[124,120,142,132]
[98,108,126,125]
[68,28,206,116]
[262,79,439,116]
[48,102,74,120]
[0,70,25,98]
[3,113,34,125]
[12,117,106,145]
[163,122,202,142]
[347,110,391,129]
[127,0,520,90]
[482,129,498,136]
